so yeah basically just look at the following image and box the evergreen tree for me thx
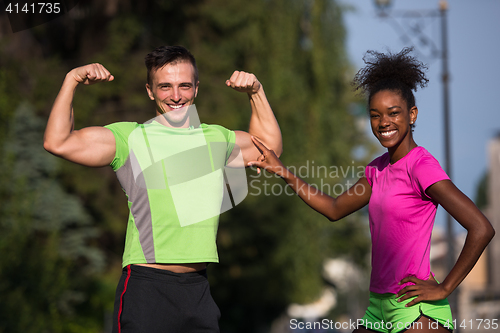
[0,103,106,332]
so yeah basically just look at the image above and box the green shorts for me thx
[360,292,454,332]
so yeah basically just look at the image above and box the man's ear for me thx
[146,83,154,101]
[194,81,199,98]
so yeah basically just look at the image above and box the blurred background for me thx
[0,0,498,332]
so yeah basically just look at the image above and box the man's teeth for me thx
[170,104,184,109]
[380,130,396,137]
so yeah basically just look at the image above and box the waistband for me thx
[124,264,208,284]
[369,292,398,300]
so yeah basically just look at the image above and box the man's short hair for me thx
[145,45,198,85]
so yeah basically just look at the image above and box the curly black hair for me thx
[353,47,429,112]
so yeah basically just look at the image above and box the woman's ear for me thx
[409,106,418,125]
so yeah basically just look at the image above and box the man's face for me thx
[146,61,199,125]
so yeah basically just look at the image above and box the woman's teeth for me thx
[380,130,396,138]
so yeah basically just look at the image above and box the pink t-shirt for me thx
[365,146,449,294]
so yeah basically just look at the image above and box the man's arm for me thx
[43,63,116,167]
[225,71,282,165]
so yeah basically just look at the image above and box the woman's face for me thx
[369,89,418,151]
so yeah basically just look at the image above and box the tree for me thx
[0,103,107,332]
[0,0,372,331]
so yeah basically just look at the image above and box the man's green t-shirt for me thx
[105,120,236,267]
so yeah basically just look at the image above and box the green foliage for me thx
[0,0,372,331]
[475,171,488,210]
[0,104,107,332]
[0,54,22,152]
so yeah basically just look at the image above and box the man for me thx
[43,45,282,332]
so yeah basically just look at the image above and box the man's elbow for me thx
[275,146,283,158]
[43,139,54,153]
[43,139,64,157]
[272,140,283,157]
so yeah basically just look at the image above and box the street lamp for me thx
[374,0,392,16]
[372,0,457,323]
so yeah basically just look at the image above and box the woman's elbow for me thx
[326,212,342,222]
[478,220,495,244]
[486,224,495,242]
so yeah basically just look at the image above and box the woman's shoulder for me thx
[365,153,390,183]
[408,146,448,181]
[408,146,441,167]
[367,152,390,168]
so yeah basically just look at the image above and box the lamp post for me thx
[373,0,458,324]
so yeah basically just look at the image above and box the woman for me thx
[248,48,494,332]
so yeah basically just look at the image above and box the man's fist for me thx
[226,71,261,94]
[70,63,114,85]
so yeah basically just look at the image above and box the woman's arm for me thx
[247,136,371,221]
[397,179,495,306]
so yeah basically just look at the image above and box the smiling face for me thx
[146,61,199,127]
[369,89,418,162]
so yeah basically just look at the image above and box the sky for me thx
[341,0,500,230]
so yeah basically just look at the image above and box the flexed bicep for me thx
[232,130,264,167]
[45,126,116,167]
[44,63,116,167]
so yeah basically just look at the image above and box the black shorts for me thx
[112,265,221,333]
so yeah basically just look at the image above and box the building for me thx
[456,134,500,332]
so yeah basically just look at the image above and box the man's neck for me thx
[154,112,191,128]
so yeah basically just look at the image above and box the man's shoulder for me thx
[200,123,230,131]
[105,121,140,131]
[201,123,235,143]
[201,123,233,136]
[104,121,141,138]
